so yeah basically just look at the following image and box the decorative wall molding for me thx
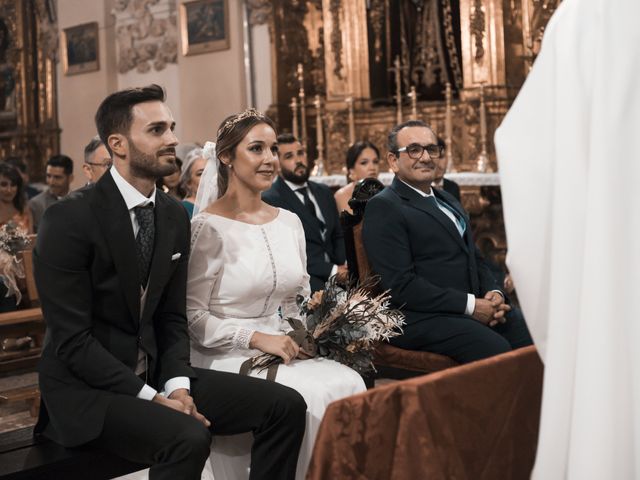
[246,0,272,26]
[35,0,58,62]
[328,0,343,80]
[113,0,177,74]
[470,0,485,61]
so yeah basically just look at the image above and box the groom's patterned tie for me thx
[133,204,155,287]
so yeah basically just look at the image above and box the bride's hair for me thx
[215,109,277,197]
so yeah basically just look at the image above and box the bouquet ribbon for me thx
[238,318,317,382]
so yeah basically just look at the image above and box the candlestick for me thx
[408,86,418,120]
[388,56,403,124]
[476,84,490,173]
[314,95,325,175]
[290,97,299,140]
[346,96,355,145]
[297,63,307,147]
[444,82,456,172]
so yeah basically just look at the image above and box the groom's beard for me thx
[128,139,177,180]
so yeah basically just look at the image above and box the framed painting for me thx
[180,0,230,56]
[61,22,99,75]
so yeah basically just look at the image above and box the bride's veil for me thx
[192,141,219,216]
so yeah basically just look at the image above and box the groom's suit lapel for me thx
[91,173,141,325]
[90,174,177,328]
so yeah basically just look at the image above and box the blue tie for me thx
[432,196,466,236]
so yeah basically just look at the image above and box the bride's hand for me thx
[249,332,300,364]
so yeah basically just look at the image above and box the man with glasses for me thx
[82,135,112,185]
[362,120,531,363]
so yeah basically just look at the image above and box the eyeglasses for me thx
[396,143,444,160]
[86,161,112,169]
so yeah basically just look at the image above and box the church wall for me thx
[56,0,249,189]
[57,0,116,189]
[175,0,247,146]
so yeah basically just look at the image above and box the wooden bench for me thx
[0,427,149,480]
[0,239,150,479]
[341,178,458,380]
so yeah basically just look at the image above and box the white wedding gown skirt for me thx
[192,348,365,480]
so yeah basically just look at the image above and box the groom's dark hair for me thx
[95,84,166,155]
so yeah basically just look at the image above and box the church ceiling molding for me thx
[113,0,177,74]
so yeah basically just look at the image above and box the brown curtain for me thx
[307,345,543,480]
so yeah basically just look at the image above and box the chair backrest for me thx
[340,178,385,285]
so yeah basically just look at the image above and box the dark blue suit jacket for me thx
[362,177,500,327]
[262,177,345,292]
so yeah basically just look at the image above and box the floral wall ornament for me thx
[470,0,485,61]
[113,0,177,74]
[329,0,343,80]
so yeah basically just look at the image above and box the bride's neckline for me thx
[200,208,281,227]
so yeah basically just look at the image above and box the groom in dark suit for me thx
[34,85,306,479]
[362,120,532,363]
[263,134,346,292]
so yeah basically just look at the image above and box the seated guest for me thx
[263,133,347,292]
[82,135,112,185]
[179,147,207,218]
[431,136,461,201]
[0,163,33,232]
[157,157,182,199]
[29,154,73,232]
[33,84,306,479]
[5,156,39,199]
[362,120,532,363]
[334,140,381,214]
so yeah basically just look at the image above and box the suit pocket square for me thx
[171,253,182,261]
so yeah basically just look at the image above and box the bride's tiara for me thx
[217,108,266,138]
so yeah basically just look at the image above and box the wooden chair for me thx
[341,179,457,380]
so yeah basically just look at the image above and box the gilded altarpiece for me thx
[262,0,561,268]
[0,0,59,182]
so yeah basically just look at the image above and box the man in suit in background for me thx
[34,84,306,479]
[29,154,74,231]
[362,120,531,363]
[82,135,112,185]
[432,136,461,201]
[263,133,346,292]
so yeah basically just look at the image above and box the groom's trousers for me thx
[91,368,307,480]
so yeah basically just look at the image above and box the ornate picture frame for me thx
[180,0,230,56]
[61,22,99,75]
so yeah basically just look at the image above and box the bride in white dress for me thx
[187,109,367,480]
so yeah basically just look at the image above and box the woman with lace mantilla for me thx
[186,109,366,480]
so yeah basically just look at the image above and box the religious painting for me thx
[180,0,229,56]
[61,22,99,75]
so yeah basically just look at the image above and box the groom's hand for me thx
[153,389,211,428]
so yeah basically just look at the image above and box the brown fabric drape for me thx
[307,345,543,480]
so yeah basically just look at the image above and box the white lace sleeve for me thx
[280,215,311,326]
[186,215,255,350]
